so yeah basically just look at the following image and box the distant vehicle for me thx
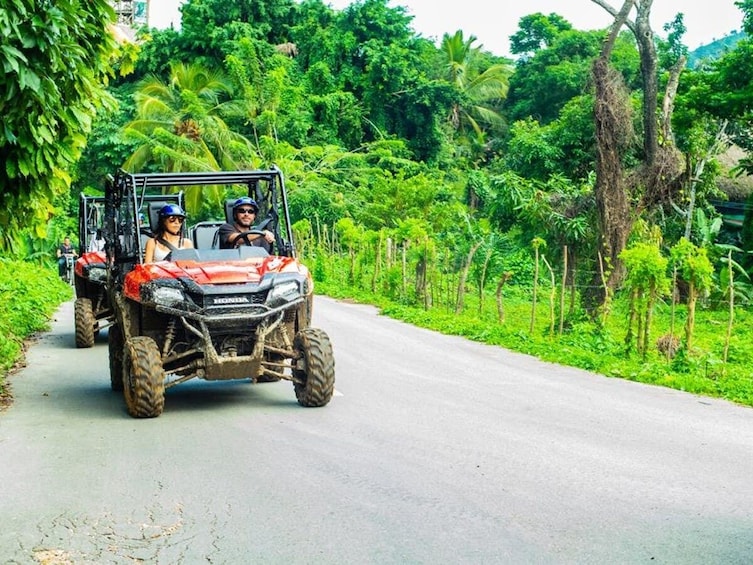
[61,253,76,286]
[103,168,335,418]
[73,194,108,348]
[73,191,184,348]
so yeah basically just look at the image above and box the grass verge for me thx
[316,280,753,409]
[0,259,72,410]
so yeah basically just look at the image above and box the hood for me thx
[75,251,106,277]
[123,255,309,300]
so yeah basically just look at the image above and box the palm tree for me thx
[440,31,512,157]
[122,62,261,212]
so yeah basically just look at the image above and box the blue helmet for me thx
[158,204,186,218]
[233,197,259,213]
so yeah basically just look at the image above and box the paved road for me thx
[2,296,753,564]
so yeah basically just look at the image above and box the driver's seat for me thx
[224,199,238,223]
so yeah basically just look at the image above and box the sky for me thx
[150,0,745,59]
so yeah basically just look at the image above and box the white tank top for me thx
[153,244,171,261]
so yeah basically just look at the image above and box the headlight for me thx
[268,280,301,302]
[153,286,185,306]
[88,267,106,282]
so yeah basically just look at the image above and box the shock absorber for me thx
[162,317,176,357]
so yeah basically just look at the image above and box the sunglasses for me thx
[166,216,184,223]
[237,208,257,214]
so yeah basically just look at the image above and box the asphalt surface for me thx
[1,296,753,564]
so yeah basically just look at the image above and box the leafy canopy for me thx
[0,0,118,251]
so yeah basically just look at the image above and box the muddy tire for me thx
[109,323,124,391]
[74,298,96,348]
[293,328,335,407]
[123,336,165,418]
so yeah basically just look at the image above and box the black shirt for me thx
[218,222,266,249]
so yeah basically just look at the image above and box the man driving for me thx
[218,197,275,250]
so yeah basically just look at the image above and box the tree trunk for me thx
[423,239,431,310]
[530,245,540,334]
[723,250,734,367]
[634,1,659,168]
[568,248,577,315]
[642,283,656,358]
[685,281,697,353]
[348,246,356,284]
[371,232,382,292]
[496,272,512,324]
[559,245,568,335]
[401,242,407,297]
[478,245,492,315]
[542,255,556,337]
[636,290,644,355]
[684,120,729,240]
[661,55,686,145]
[625,288,638,352]
[455,241,481,314]
[586,0,635,312]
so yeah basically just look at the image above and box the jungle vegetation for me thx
[2,0,753,405]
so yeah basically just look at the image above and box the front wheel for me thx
[293,328,335,407]
[74,298,96,348]
[64,256,75,285]
[123,336,165,418]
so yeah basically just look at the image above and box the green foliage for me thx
[307,88,363,148]
[498,101,600,184]
[621,242,671,297]
[439,30,511,160]
[503,118,564,180]
[739,191,753,268]
[508,12,574,56]
[670,238,714,291]
[288,175,354,227]
[0,0,118,252]
[547,96,598,181]
[12,0,753,407]
[0,259,70,395]
[180,0,297,58]
[505,29,605,125]
[741,0,753,35]
[316,260,753,406]
[713,247,753,306]
[335,217,363,249]
[130,27,184,79]
[122,62,259,213]
[74,84,140,191]
[677,35,753,153]
[484,169,595,272]
[657,14,689,70]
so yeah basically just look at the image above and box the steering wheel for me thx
[235,229,270,248]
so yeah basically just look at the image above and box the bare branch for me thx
[590,0,637,36]
[661,55,687,144]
